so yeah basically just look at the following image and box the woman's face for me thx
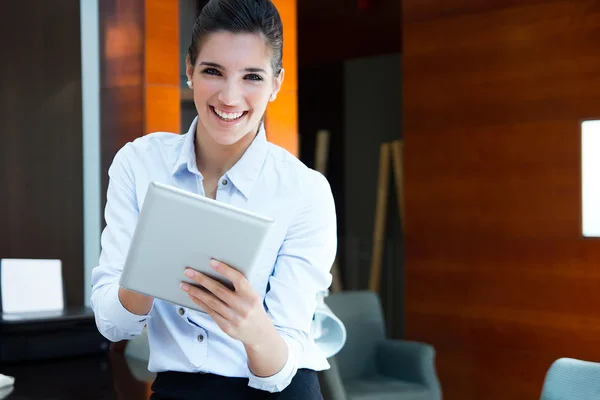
[186,32,283,146]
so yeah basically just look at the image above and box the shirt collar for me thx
[171,116,201,176]
[171,116,269,199]
[225,122,269,199]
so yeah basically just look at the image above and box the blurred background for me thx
[2,0,600,399]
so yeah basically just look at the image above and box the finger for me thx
[203,302,232,333]
[203,298,232,335]
[186,293,230,326]
[185,269,243,312]
[209,259,248,293]
[183,267,206,286]
[181,283,236,321]
[187,294,234,335]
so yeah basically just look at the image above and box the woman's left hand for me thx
[180,259,274,347]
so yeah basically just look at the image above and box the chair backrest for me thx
[325,290,386,380]
[540,358,600,400]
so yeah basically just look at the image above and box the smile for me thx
[211,106,248,122]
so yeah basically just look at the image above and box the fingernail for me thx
[184,269,194,278]
[180,283,189,291]
[209,259,219,268]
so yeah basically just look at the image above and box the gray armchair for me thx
[319,291,441,400]
[540,357,600,400]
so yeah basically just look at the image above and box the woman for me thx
[90,0,337,398]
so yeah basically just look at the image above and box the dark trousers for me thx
[150,368,323,400]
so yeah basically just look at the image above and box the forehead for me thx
[197,32,272,72]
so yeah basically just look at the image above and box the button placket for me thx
[186,316,208,369]
[192,326,208,369]
[193,327,207,347]
[215,176,233,203]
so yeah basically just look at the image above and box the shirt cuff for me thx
[247,335,298,393]
[105,284,153,337]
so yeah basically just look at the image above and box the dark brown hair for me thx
[187,0,283,76]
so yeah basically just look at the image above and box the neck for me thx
[194,122,259,180]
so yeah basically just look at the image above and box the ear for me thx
[270,68,285,102]
[185,55,194,83]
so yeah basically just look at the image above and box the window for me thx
[582,120,600,237]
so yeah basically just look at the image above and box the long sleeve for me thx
[90,144,153,342]
[247,170,338,392]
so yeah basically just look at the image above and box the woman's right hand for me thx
[118,287,154,315]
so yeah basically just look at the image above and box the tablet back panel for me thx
[119,182,275,312]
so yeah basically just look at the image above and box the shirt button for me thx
[178,307,185,316]
[221,179,228,185]
[197,334,204,343]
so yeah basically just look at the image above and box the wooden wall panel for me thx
[266,0,298,156]
[99,0,145,214]
[0,0,84,307]
[100,0,180,213]
[266,90,298,156]
[298,0,401,66]
[144,0,180,134]
[403,0,600,398]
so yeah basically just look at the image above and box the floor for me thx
[2,350,152,400]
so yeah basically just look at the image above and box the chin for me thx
[203,110,260,146]
[206,126,249,146]
[211,134,245,146]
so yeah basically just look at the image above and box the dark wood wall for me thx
[0,0,84,306]
[99,0,145,212]
[99,0,180,213]
[403,1,600,398]
[298,0,400,67]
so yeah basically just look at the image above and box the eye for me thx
[202,68,221,76]
[245,74,263,82]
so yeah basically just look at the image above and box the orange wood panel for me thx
[267,0,298,156]
[274,0,297,92]
[403,0,600,399]
[266,90,298,156]
[145,0,179,86]
[144,0,180,134]
[145,86,181,135]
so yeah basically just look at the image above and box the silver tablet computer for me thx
[119,181,275,312]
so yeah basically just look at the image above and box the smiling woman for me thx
[186,31,282,150]
[89,0,336,399]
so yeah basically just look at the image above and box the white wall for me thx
[80,0,101,306]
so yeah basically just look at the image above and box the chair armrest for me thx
[376,339,441,393]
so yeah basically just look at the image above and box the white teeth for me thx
[213,107,244,121]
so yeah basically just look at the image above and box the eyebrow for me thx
[198,61,266,74]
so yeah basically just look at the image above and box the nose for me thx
[217,79,242,106]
